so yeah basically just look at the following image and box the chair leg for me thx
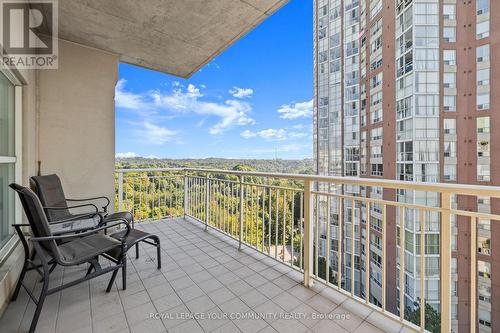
[135,243,139,259]
[11,261,28,301]
[121,245,127,290]
[29,249,50,333]
[106,269,118,293]
[155,237,161,269]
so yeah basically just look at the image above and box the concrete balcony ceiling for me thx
[46,0,288,78]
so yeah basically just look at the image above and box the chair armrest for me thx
[66,196,110,212]
[44,203,99,214]
[47,212,102,226]
[29,219,130,242]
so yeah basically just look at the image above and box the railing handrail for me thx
[115,167,500,198]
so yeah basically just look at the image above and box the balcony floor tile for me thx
[0,217,410,333]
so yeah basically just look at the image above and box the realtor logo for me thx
[0,0,58,69]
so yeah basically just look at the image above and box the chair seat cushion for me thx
[59,234,121,264]
[104,211,134,223]
[49,215,101,235]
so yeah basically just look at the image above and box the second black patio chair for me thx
[9,183,130,333]
[30,174,161,269]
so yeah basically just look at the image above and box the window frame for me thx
[0,67,23,260]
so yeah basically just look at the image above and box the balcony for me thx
[2,168,500,332]
[0,217,388,333]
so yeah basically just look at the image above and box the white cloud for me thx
[116,152,137,158]
[229,87,254,99]
[117,80,254,135]
[278,99,313,119]
[115,79,151,111]
[135,121,178,144]
[240,128,307,141]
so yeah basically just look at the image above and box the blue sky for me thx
[115,0,313,160]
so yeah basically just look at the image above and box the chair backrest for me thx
[30,174,69,221]
[9,183,59,256]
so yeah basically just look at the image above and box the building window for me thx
[444,95,456,112]
[0,72,17,249]
[444,118,456,134]
[443,27,456,43]
[443,50,456,65]
[477,93,490,110]
[477,140,490,157]
[477,44,490,63]
[444,142,456,158]
[477,117,490,133]
[443,73,456,88]
[477,0,489,16]
[478,164,490,182]
[444,165,457,181]
[477,21,489,39]
[477,68,490,86]
[371,164,383,176]
[443,5,456,20]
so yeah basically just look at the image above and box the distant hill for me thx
[116,157,315,175]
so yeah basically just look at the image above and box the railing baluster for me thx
[118,172,124,212]
[420,209,425,331]
[283,190,286,262]
[291,191,295,267]
[268,187,272,256]
[315,194,319,277]
[470,216,477,333]
[365,201,370,304]
[205,174,209,231]
[382,203,386,311]
[303,179,313,287]
[338,195,343,290]
[440,192,452,333]
[239,176,244,250]
[399,206,405,321]
[351,199,355,296]
[183,173,188,217]
[326,196,331,283]
[275,188,279,259]
[300,192,304,271]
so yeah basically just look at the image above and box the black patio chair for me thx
[9,183,130,333]
[30,174,161,269]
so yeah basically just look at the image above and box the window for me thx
[443,50,456,65]
[371,164,383,176]
[444,165,457,181]
[477,44,490,63]
[477,117,490,133]
[444,142,456,157]
[477,140,490,157]
[443,27,456,43]
[443,5,456,20]
[443,73,456,88]
[478,164,490,182]
[444,95,456,112]
[477,0,489,15]
[477,68,490,86]
[444,118,456,134]
[0,72,19,250]
[477,93,490,110]
[477,21,489,39]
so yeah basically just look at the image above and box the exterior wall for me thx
[0,40,118,317]
[37,40,118,205]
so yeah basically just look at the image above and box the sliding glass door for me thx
[0,71,17,249]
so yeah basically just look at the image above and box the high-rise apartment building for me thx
[313,0,497,332]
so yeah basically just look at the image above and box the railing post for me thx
[239,176,244,250]
[205,174,210,231]
[303,179,314,287]
[440,191,452,333]
[118,172,123,212]
[184,172,188,217]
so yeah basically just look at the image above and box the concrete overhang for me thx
[49,0,288,78]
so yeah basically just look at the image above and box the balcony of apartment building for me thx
[0,1,500,333]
